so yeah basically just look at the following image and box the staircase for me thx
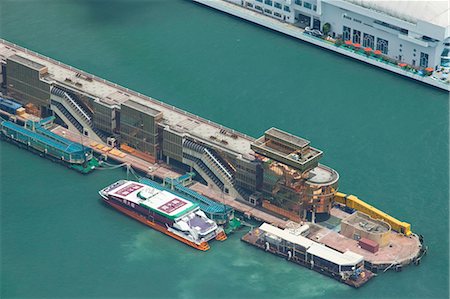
[183,153,225,191]
[204,148,234,185]
[51,100,83,133]
[182,139,242,199]
[50,86,104,142]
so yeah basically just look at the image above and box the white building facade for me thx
[226,0,450,69]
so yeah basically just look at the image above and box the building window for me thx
[343,26,351,41]
[352,30,361,44]
[313,4,317,11]
[274,12,282,17]
[264,0,273,6]
[255,5,263,10]
[363,33,374,48]
[420,52,429,68]
[376,38,389,54]
[284,5,290,12]
[295,0,302,5]
[304,2,312,9]
[374,20,408,35]
[441,48,450,67]
[274,2,282,9]
[264,8,272,14]
[246,2,253,7]
[256,0,262,2]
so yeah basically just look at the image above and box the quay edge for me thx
[192,0,450,92]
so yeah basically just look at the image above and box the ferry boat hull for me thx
[99,180,226,251]
[102,197,211,251]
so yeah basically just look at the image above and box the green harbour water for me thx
[0,0,449,298]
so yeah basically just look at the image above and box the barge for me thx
[242,223,374,288]
[99,180,227,251]
[0,117,98,174]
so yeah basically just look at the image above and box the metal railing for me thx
[0,39,256,142]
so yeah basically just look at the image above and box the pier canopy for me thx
[259,223,314,249]
[258,222,364,266]
[307,243,364,267]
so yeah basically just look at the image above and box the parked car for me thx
[304,27,323,37]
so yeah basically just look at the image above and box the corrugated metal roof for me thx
[0,98,22,110]
[1,121,87,154]
[260,222,364,266]
[343,0,450,28]
[259,223,315,248]
[307,243,364,266]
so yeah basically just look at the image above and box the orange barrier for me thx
[120,143,156,163]
[120,143,135,154]
[109,149,127,158]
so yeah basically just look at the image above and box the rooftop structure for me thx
[341,211,391,247]
[122,99,162,118]
[259,222,314,248]
[251,127,322,172]
[307,164,339,186]
[342,0,449,28]
[251,128,337,220]
[8,54,47,73]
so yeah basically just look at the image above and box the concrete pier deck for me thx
[307,207,423,269]
[190,182,289,228]
[51,126,182,180]
[317,229,422,268]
